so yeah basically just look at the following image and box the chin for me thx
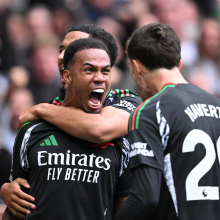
[85,108,101,114]
[84,104,102,114]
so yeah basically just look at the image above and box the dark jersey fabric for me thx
[11,120,131,220]
[103,89,141,113]
[10,89,142,220]
[123,84,220,220]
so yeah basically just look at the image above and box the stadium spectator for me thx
[27,33,61,104]
[0,88,35,156]
[187,18,220,98]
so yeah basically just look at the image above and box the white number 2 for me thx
[182,129,220,201]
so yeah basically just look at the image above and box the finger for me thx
[16,178,30,189]
[10,201,33,215]
[12,196,36,210]
[13,190,35,203]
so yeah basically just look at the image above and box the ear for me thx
[178,59,182,70]
[63,69,72,84]
[132,60,141,77]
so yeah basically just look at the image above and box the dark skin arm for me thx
[17,104,130,143]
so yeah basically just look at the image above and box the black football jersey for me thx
[103,89,142,113]
[11,120,131,220]
[128,83,220,220]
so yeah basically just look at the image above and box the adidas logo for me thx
[40,135,58,146]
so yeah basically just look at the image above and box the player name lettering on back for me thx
[114,100,136,112]
[184,103,220,122]
[129,142,154,158]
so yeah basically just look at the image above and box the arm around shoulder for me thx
[34,104,130,143]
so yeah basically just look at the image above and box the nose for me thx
[58,50,65,62]
[93,71,106,83]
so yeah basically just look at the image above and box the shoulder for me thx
[18,120,44,135]
[103,89,142,113]
[50,96,64,105]
[128,86,172,132]
[18,119,60,139]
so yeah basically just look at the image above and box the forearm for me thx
[114,165,162,220]
[35,104,129,143]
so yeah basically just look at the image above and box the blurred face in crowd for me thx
[27,7,53,36]
[200,19,220,59]
[32,46,59,84]
[63,48,111,113]
[10,89,34,129]
[58,31,89,97]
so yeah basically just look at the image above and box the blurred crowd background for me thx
[0,0,220,204]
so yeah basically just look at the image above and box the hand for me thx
[0,178,36,219]
[17,105,40,131]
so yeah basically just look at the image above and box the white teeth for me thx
[93,89,104,93]
[89,100,101,106]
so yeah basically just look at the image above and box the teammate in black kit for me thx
[3,38,133,220]
[114,23,220,220]
[0,24,141,218]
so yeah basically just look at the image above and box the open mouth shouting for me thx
[88,88,104,110]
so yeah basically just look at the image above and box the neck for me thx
[149,67,188,94]
[62,90,77,107]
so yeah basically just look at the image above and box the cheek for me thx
[106,75,111,88]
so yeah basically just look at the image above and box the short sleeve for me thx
[103,89,142,114]
[128,101,164,171]
[10,122,43,182]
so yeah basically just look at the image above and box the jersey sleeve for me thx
[128,100,165,172]
[9,122,43,182]
[9,123,31,182]
[114,165,162,220]
[103,89,142,114]
[114,137,132,198]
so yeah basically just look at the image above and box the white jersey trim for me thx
[20,122,43,171]
[164,153,178,216]
[119,137,130,177]
[156,101,170,150]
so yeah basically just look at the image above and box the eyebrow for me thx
[83,63,111,69]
